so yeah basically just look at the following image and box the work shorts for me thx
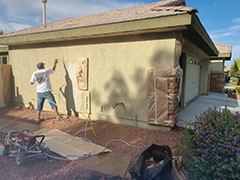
[37,92,57,111]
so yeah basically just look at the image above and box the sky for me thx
[0,0,239,65]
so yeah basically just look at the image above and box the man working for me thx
[30,59,64,123]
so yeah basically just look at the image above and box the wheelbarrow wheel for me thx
[16,151,25,166]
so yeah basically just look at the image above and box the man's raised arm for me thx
[52,58,58,71]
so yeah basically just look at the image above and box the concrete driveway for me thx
[177,92,240,128]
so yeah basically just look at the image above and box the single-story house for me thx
[0,0,218,130]
[210,43,232,92]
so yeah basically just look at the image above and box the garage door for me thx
[185,56,201,104]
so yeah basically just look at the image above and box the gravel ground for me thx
[0,106,185,180]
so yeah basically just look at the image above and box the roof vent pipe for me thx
[42,0,47,27]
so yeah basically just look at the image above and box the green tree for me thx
[230,59,240,76]
[0,30,3,35]
[230,59,240,85]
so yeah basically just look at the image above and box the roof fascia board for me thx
[0,14,191,45]
[0,47,8,53]
[210,53,232,61]
[210,53,232,60]
[210,60,224,63]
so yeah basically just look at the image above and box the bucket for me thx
[0,144,9,156]
[0,144,5,156]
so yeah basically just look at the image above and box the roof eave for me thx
[183,13,218,56]
[0,14,192,46]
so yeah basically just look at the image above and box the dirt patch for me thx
[0,106,185,180]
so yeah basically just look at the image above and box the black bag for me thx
[128,144,172,180]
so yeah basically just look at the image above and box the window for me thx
[2,56,7,64]
[0,56,8,64]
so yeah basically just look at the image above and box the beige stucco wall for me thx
[209,60,224,73]
[200,60,210,95]
[0,65,5,108]
[9,32,176,129]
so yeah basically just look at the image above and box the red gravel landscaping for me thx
[0,106,185,180]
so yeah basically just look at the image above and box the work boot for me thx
[36,117,44,124]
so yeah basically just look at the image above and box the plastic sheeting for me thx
[175,32,184,102]
[147,67,182,127]
[147,69,169,125]
[147,32,183,127]
[39,129,111,160]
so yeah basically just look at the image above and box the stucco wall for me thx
[209,60,224,73]
[200,60,210,95]
[9,32,176,129]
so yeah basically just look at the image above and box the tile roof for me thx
[215,43,232,54]
[151,6,198,13]
[1,0,198,38]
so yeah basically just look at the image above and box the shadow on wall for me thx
[150,50,165,68]
[28,101,35,109]
[90,47,172,123]
[150,46,173,68]
[91,67,146,122]
[11,73,24,107]
[60,61,78,117]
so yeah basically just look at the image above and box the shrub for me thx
[236,86,240,94]
[183,107,240,180]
